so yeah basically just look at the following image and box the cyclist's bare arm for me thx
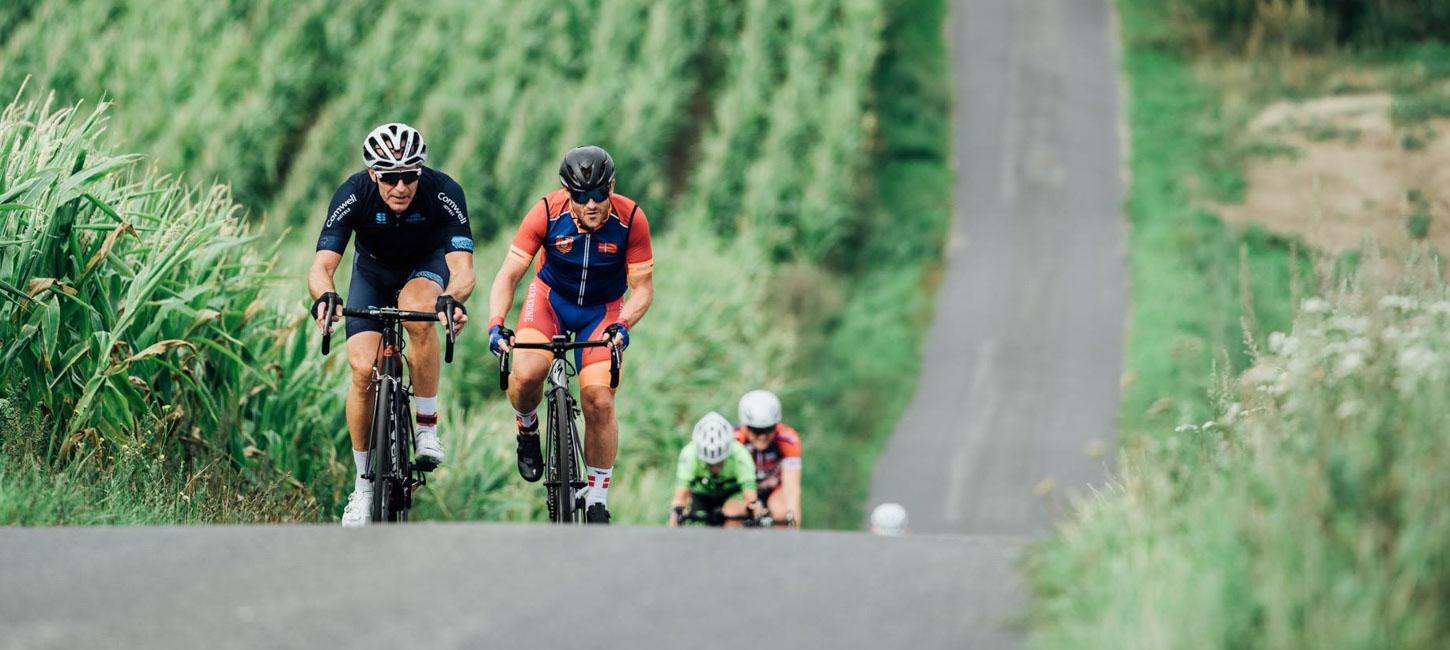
[308,250,344,330]
[782,466,802,525]
[438,251,477,331]
[486,255,531,351]
[606,268,654,349]
[668,486,691,526]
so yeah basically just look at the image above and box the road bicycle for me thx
[320,299,455,522]
[498,334,619,524]
[672,503,778,528]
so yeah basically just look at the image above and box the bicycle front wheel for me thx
[547,387,578,524]
[369,376,394,522]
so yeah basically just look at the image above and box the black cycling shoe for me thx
[585,502,611,525]
[515,433,543,482]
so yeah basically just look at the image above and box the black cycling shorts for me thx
[345,248,449,338]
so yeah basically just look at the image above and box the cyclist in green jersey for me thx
[668,412,767,527]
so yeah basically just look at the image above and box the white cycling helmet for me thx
[870,503,908,536]
[692,411,734,464]
[738,389,782,429]
[362,122,427,171]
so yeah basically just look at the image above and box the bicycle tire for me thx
[394,388,412,523]
[369,375,394,523]
[550,387,576,524]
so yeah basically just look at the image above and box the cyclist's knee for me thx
[512,354,548,386]
[403,319,435,341]
[348,360,372,391]
[580,385,614,417]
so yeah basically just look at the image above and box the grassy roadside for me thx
[1113,0,1308,442]
[1025,0,1450,646]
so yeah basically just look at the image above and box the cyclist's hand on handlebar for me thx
[603,321,630,351]
[488,320,514,356]
[435,295,467,336]
[312,292,342,332]
[748,500,768,519]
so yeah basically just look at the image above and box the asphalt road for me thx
[0,524,1026,650]
[870,0,1126,537]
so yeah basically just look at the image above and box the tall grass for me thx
[0,94,344,522]
[1026,260,1450,648]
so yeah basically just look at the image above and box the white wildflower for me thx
[1335,400,1363,419]
[1395,346,1443,391]
[1378,294,1417,311]
[1268,331,1287,354]
[1301,297,1332,314]
[1333,351,1366,380]
[1224,402,1243,424]
[1174,423,1198,434]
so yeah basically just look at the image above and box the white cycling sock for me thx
[585,466,612,507]
[352,449,369,493]
[415,395,438,436]
[514,407,539,435]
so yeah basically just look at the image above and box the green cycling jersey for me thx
[674,440,757,499]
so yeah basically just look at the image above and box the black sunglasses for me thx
[376,169,420,187]
[569,187,610,204]
[747,425,775,437]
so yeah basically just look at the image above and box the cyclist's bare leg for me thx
[345,332,383,451]
[766,488,790,521]
[721,497,748,529]
[579,384,618,468]
[507,328,551,413]
[397,278,442,396]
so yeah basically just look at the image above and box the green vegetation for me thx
[1114,0,1308,441]
[1028,272,1450,648]
[0,97,343,523]
[1029,0,1450,646]
[1,1,952,528]
[1168,0,1450,53]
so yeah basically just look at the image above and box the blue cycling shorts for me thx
[345,248,449,338]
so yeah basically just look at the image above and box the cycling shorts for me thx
[345,248,449,338]
[516,277,622,388]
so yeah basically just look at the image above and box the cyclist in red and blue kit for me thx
[486,145,655,525]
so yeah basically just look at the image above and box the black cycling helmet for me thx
[558,145,616,193]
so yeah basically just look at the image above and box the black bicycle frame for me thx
[320,303,453,523]
[499,334,619,523]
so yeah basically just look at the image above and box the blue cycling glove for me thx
[489,324,514,356]
[603,321,630,351]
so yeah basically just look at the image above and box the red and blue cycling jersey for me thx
[508,189,653,306]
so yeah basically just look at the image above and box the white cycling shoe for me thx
[341,488,371,528]
[414,429,445,470]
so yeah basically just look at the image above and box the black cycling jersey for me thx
[316,167,474,268]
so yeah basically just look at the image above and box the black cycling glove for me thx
[312,292,341,322]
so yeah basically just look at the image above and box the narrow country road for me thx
[867,0,1127,642]
[872,0,1125,537]
[0,1,1124,648]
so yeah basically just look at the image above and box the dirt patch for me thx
[1218,93,1450,257]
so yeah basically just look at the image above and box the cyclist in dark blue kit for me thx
[308,122,476,527]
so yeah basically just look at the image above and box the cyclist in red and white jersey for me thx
[735,390,802,527]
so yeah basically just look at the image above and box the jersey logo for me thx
[404,213,424,224]
[597,242,618,254]
[375,212,387,224]
[554,236,574,254]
